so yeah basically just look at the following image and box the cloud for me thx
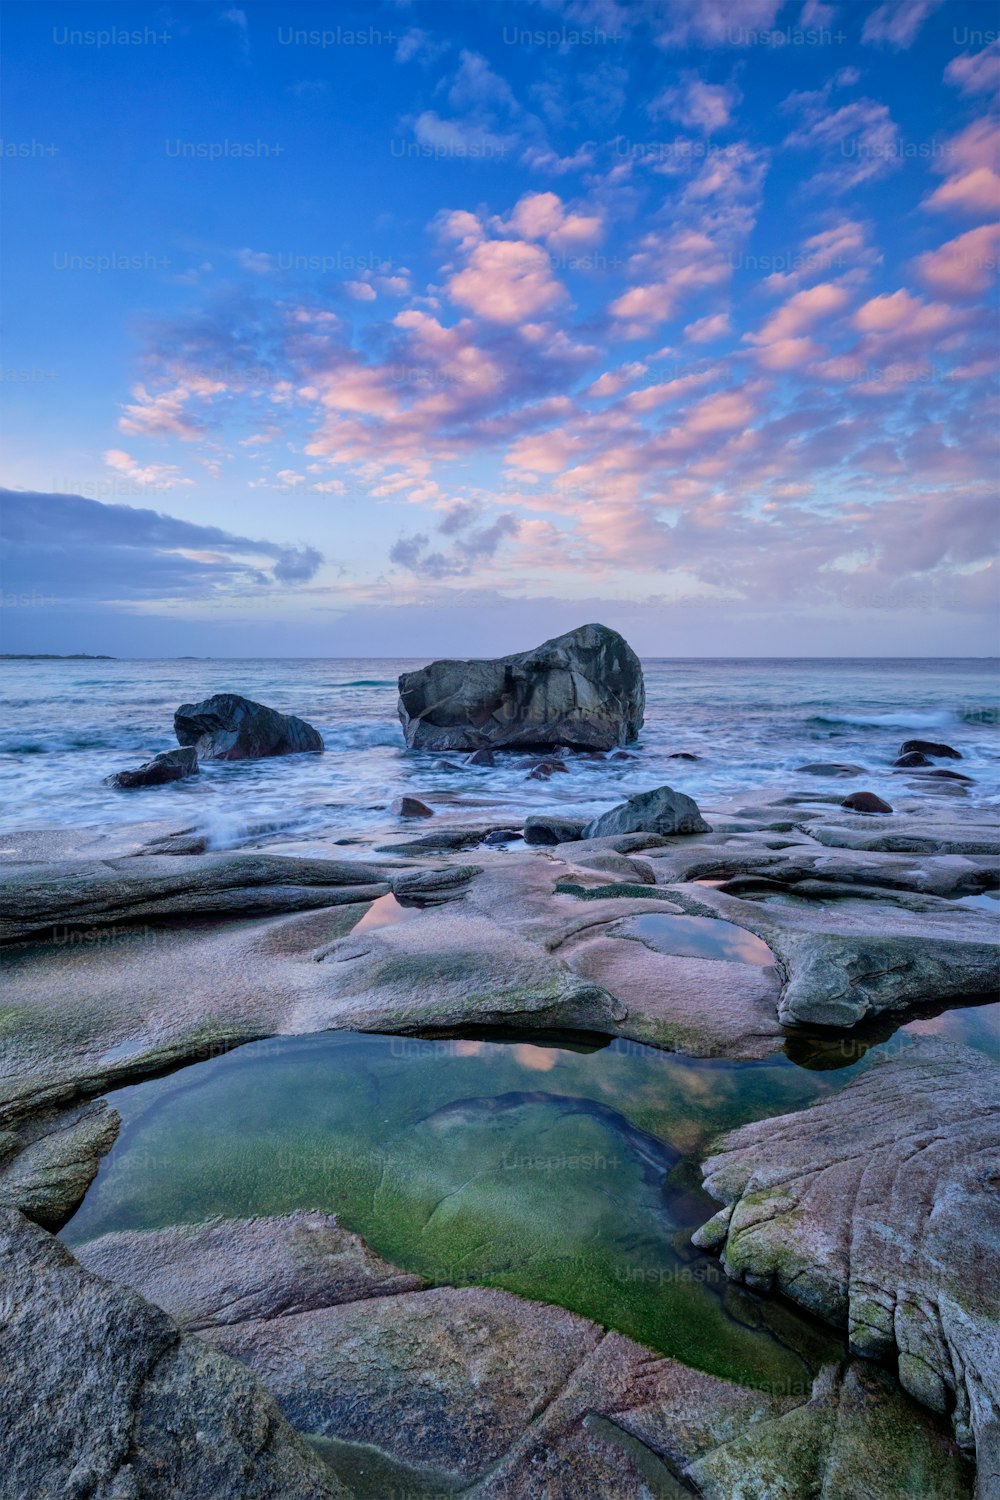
[684,311,731,342]
[390,509,519,578]
[861,0,945,49]
[103,449,194,489]
[650,73,742,133]
[944,39,1000,96]
[0,488,324,601]
[505,191,603,250]
[783,79,902,193]
[395,27,448,65]
[914,223,1000,299]
[655,0,783,48]
[447,238,568,323]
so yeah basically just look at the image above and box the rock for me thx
[0,1210,345,1498]
[668,751,700,760]
[692,1041,1000,1480]
[174,693,323,760]
[925,768,974,783]
[841,792,893,814]
[82,1213,969,1500]
[0,852,392,943]
[895,751,933,767]
[523,814,589,845]
[608,748,637,761]
[482,828,521,845]
[104,746,199,790]
[797,763,865,777]
[0,1100,120,1228]
[390,795,434,818]
[77,1212,424,1330]
[585,785,710,839]
[526,758,568,781]
[901,739,962,760]
[468,747,496,766]
[397,622,645,752]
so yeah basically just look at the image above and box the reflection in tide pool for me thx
[63,1003,997,1392]
[621,913,775,965]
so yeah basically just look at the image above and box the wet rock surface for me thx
[585,784,711,839]
[71,1212,972,1500]
[693,1040,1000,1489]
[104,745,199,789]
[175,693,324,761]
[0,1209,346,1499]
[397,623,645,752]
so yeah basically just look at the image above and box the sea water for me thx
[1,656,996,844]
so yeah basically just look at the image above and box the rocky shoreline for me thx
[1,629,997,1498]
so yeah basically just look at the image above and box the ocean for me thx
[1,657,997,846]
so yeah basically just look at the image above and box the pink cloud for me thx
[118,384,208,440]
[104,448,193,488]
[655,0,782,48]
[684,312,731,342]
[650,73,742,134]
[746,281,852,365]
[861,0,945,49]
[915,223,1000,299]
[923,167,1000,217]
[945,39,1000,96]
[447,239,568,323]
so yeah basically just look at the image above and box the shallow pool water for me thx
[63,1002,998,1392]
[620,913,776,965]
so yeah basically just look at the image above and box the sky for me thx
[1,0,998,658]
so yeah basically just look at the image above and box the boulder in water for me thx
[797,763,865,778]
[175,694,322,761]
[894,751,932,768]
[397,623,645,752]
[390,796,434,818]
[900,739,961,760]
[104,747,198,789]
[841,792,893,815]
[585,785,710,839]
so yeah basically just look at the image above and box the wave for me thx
[325,724,405,750]
[333,679,397,687]
[960,706,999,725]
[806,710,957,730]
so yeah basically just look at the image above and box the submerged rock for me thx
[526,758,568,781]
[841,791,893,814]
[797,763,865,777]
[895,750,933,768]
[901,739,962,760]
[397,622,645,752]
[0,1210,345,1498]
[175,693,323,760]
[104,746,198,790]
[693,1040,1000,1485]
[390,795,434,818]
[585,785,710,839]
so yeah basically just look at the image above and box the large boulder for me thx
[397,623,644,751]
[175,693,323,760]
[585,785,710,839]
[104,746,198,789]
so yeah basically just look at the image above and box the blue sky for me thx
[2,0,998,656]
